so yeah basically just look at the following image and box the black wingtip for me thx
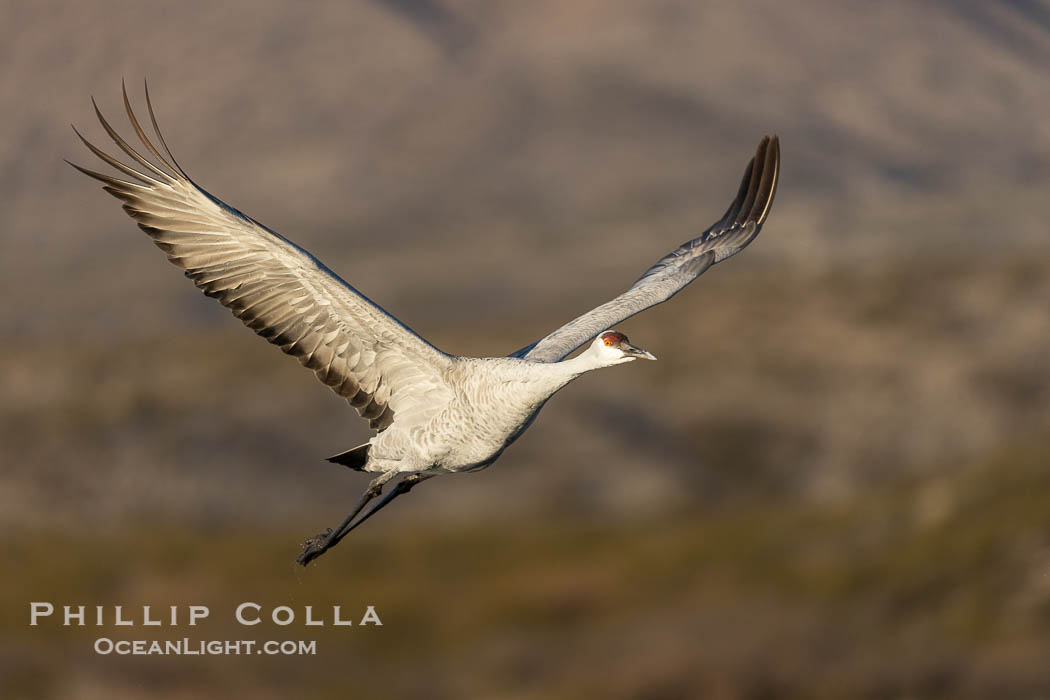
[65,158,114,185]
[728,135,780,229]
[754,135,780,226]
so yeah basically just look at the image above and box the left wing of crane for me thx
[512,135,780,363]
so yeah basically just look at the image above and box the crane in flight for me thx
[70,82,780,566]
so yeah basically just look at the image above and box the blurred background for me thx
[3,0,1050,697]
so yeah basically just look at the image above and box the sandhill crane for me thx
[70,82,780,566]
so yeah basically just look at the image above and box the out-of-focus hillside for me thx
[4,258,1050,531]
[5,2,1050,698]
[3,0,1050,525]
[5,0,1050,332]
[6,442,1050,699]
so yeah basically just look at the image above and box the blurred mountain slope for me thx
[2,0,1049,525]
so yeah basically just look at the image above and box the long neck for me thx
[534,347,609,394]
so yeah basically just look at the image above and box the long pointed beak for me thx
[625,343,657,361]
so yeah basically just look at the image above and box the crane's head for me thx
[590,331,657,365]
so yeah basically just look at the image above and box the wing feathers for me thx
[734,148,763,227]
[92,97,175,183]
[71,83,454,433]
[141,80,190,179]
[517,136,780,363]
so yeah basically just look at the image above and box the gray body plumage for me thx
[70,83,779,559]
[368,357,582,475]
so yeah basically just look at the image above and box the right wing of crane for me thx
[69,82,453,431]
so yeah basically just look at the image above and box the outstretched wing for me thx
[69,82,453,431]
[513,136,780,363]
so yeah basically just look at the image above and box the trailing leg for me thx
[334,474,434,540]
[296,470,396,566]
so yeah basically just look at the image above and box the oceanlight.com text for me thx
[93,638,317,656]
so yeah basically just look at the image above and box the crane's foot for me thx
[295,473,435,568]
[297,529,334,566]
[296,472,398,567]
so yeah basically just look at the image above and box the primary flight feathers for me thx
[69,81,455,432]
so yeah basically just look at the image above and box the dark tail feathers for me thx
[326,444,370,471]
